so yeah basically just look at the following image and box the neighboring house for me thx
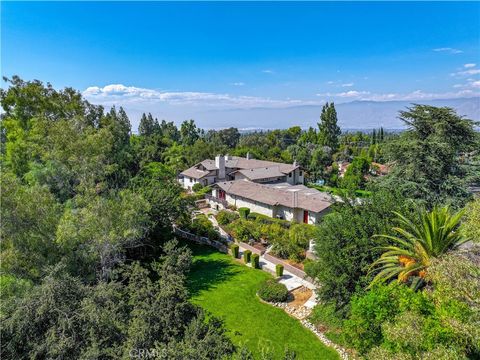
[178,154,304,190]
[207,181,332,225]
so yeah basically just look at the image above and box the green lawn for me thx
[185,242,339,360]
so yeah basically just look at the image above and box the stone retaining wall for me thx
[238,241,265,255]
[173,226,228,253]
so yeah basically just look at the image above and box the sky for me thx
[2,1,480,129]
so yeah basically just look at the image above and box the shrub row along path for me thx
[185,241,339,360]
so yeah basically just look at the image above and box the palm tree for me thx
[368,205,468,288]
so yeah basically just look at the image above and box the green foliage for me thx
[251,253,260,269]
[380,104,477,208]
[248,212,291,228]
[276,264,284,277]
[344,283,432,354]
[369,205,467,288]
[257,279,288,302]
[1,242,235,359]
[238,207,250,219]
[311,189,409,313]
[182,215,221,242]
[243,249,252,263]
[318,102,341,151]
[192,182,204,193]
[462,199,480,243]
[230,244,239,258]
[216,210,239,225]
[341,156,370,191]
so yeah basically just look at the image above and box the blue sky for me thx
[2,1,479,129]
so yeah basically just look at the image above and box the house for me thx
[207,181,333,225]
[178,154,304,190]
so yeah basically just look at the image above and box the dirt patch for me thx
[287,286,312,308]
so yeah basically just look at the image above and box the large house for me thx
[179,154,304,189]
[178,154,332,225]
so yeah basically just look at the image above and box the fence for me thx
[173,226,228,253]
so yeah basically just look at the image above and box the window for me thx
[300,170,303,176]
[288,172,292,177]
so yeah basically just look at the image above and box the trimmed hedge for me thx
[238,207,250,219]
[251,253,260,269]
[258,279,288,302]
[230,243,239,258]
[247,212,291,229]
[276,264,284,277]
[243,249,252,263]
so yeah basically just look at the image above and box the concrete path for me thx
[237,244,318,308]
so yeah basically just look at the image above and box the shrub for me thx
[192,183,204,192]
[238,207,250,219]
[227,219,254,242]
[258,279,288,302]
[188,214,220,241]
[230,244,239,258]
[248,212,291,228]
[275,264,284,277]
[251,253,260,269]
[216,210,239,225]
[243,250,252,263]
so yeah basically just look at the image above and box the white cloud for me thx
[231,82,245,86]
[452,69,480,76]
[433,47,463,54]
[464,63,477,68]
[341,83,354,87]
[316,88,479,101]
[471,81,480,88]
[261,69,275,74]
[83,83,318,109]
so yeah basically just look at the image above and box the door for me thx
[303,210,309,224]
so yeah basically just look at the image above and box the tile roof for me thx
[180,167,209,179]
[233,166,287,180]
[215,180,333,213]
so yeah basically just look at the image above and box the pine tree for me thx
[138,112,155,136]
[318,102,341,151]
[379,127,384,142]
[371,129,377,145]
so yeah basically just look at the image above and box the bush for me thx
[187,214,220,241]
[243,250,252,263]
[248,212,290,228]
[251,253,260,269]
[226,219,254,242]
[230,243,239,258]
[192,183,204,192]
[275,264,284,277]
[238,207,250,219]
[258,279,288,302]
[216,210,239,225]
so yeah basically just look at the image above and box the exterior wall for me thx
[286,168,304,185]
[227,194,274,217]
[181,176,197,190]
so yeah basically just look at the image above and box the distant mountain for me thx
[202,97,480,130]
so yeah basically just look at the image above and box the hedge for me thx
[238,207,250,219]
[251,253,260,269]
[243,249,252,263]
[257,279,288,302]
[247,212,291,228]
[276,264,284,277]
[230,243,239,258]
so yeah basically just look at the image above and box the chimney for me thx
[246,152,251,160]
[215,155,226,180]
[292,191,298,208]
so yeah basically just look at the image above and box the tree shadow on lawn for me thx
[186,244,242,297]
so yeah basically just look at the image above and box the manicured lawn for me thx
[185,242,339,359]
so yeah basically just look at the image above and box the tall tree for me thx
[381,105,477,207]
[138,112,156,136]
[318,102,341,151]
[180,119,200,146]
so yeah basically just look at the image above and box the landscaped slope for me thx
[186,242,339,359]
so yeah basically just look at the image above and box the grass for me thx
[185,241,339,360]
[307,183,372,198]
